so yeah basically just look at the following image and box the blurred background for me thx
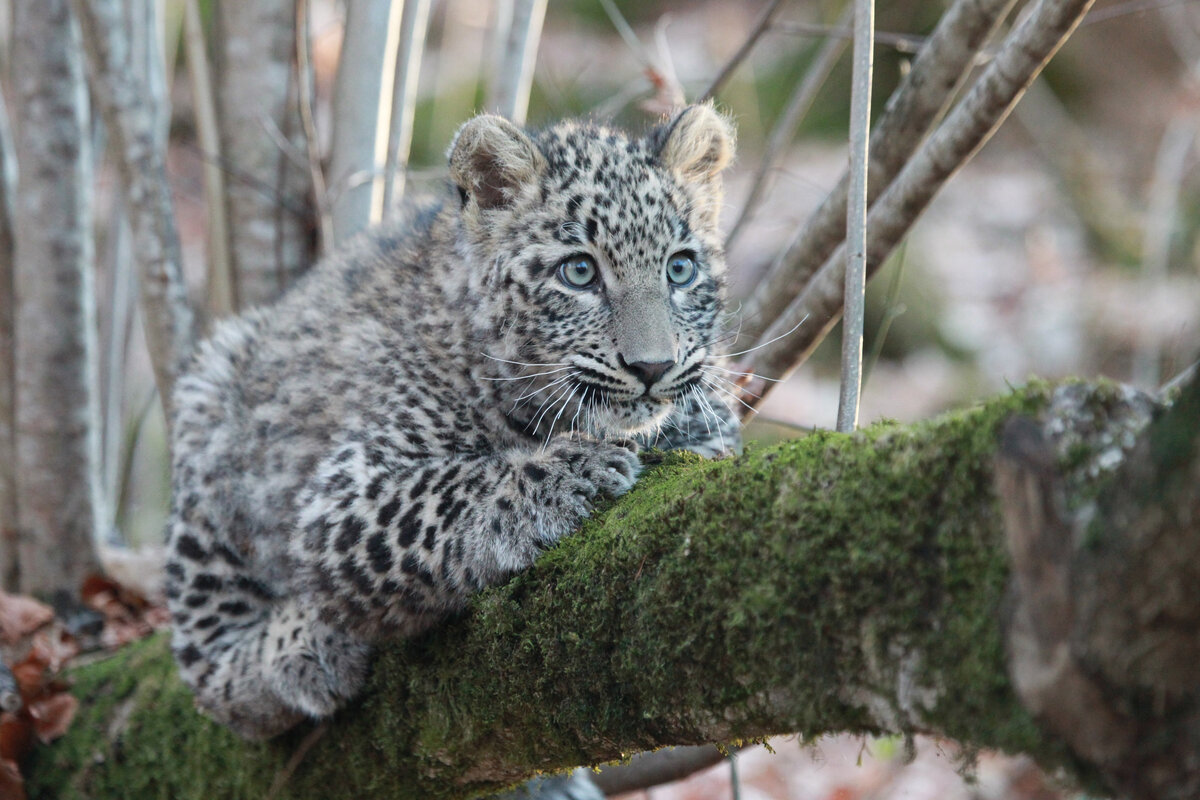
[13,0,1197,796]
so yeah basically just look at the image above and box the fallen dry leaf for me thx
[0,594,53,646]
[0,713,32,763]
[0,757,24,800]
[27,693,77,744]
[82,573,165,650]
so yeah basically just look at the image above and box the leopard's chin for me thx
[588,396,673,438]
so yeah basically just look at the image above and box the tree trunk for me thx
[27,378,1192,799]
[10,0,104,598]
[328,0,398,245]
[0,90,18,590]
[212,0,315,309]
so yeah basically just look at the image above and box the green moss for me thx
[29,382,1119,800]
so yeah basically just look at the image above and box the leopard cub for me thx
[166,104,741,741]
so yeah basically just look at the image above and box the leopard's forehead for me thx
[523,121,716,279]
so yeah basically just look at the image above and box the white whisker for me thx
[569,386,589,438]
[701,364,783,383]
[529,381,575,437]
[701,371,763,399]
[482,365,574,381]
[701,375,758,415]
[692,387,727,454]
[511,371,575,408]
[481,353,568,369]
[544,385,579,450]
[717,314,810,359]
[690,385,714,441]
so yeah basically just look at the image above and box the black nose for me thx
[621,357,674,389]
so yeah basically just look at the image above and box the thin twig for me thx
[1082,0,1194,25]
[100,194,133,534]
[381,0,432,220]
[597,0,684,112]
[837,0,875,433]
[737,0,1019,346]
[598,0,652,71]
[725,2,852,251]
[772,19,926,53]
[295,0,334,253]
[862,243,908,391]
[1133,102,1200,386]
[1013,79,1140,262]
[178,142,309,217]
[266,722,329,800]
[488,0,547,124]
[741,0,1099,409]
[698,0,787,103]
[1160,359,1199,397]
[182,0,234,318]
[114,386,159,533]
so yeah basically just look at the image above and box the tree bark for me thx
[1001,377,1200,800]
[212,0,315,308]
[71,0,197,413]
[0,89,18,591]
[26,379,1188,799]
[328,0,396,245]
[11,0,104,597]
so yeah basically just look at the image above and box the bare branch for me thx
[594,745,732,796]
[182,0,234,319]
[725,4,852,251]
[329,0,396,244]
[595,0,685,113]
[12,0,105,594]
[487,0,547,124]
[837,0,874,433]
[741,0,1096,400]
[738,0,1019,346]
[1012,79,1141,264]
[697,0,787,103]
[212,0,315,305]
[1133,101,1200,386]
[381,0,432,219]
[98,196,133,535]
[296,0,334,252]
[772,19,926,53]
[70,0,196,413]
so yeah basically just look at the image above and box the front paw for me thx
[544,436,641,501]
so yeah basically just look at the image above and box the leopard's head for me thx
[450,104,735,439]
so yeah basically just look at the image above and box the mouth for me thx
[507,379,675,440]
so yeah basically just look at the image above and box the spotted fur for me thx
[166,105,741,741]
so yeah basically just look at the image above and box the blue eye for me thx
[666,253,698,287]
[557,255,598,289]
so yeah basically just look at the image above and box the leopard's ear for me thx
[448,115,546,209]
[652,103,736,184]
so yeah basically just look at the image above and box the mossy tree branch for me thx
[27,380,1171,799]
